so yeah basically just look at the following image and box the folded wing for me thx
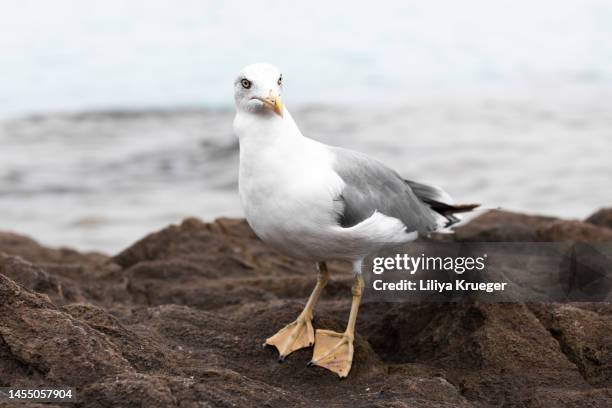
[331,147,478,232]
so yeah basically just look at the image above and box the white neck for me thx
[233,107,303,146]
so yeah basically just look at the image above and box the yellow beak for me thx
[262,91,284,117]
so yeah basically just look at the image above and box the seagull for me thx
[233,63,478,378]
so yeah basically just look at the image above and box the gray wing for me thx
[330,147,440,233]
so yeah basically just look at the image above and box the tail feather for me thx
[426,201,481,215]
[422,199,480,227]
[404,179,479,228]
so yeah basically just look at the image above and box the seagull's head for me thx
[234,63,284,118]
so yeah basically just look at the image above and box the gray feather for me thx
[404,180,453,205]
[330,147,439,233]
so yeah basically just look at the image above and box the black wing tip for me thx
[424,201,480,228]
[447,203,481,214]
[424,200,480,215]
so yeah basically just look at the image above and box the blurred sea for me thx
[1,0,611,252]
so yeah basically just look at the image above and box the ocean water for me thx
[1,0,611,252]
[1,0,611,115]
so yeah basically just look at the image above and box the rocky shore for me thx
[1,209,612,407]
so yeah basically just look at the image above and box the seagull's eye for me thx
[277,75,282,86]
[241,79,252,89]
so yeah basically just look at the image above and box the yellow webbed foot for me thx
[265,315,314,360]
[309,329,354,378]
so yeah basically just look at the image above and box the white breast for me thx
[238,125,345,259]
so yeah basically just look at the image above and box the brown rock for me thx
[0,213,611,407]
[365,303,589,405]
[586,207,612,229]
[453,210,556,242]
[526,387,612,408]
[0,274,132,386]
[0,254,86,305]
[0,231,107,265]
[455,209,612,242]
[530,303,612,387]
[537,220,612,242]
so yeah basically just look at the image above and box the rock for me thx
[365,303,588,406]
[80,373,179,408]
[453,210,557,242]
[112,218,351,309]
[0,254,86,304]
[525,387,612,407]
[1,213,611,407]
[530,303,612,387]
[0,274,132,386]
[61,303,174,373]
[0,231,107,265]
[586,207,612,230]
[537,220,612,242]
[454,210,612,242]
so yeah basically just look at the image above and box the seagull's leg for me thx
[265,261,330,360]
[309,269,364,378]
